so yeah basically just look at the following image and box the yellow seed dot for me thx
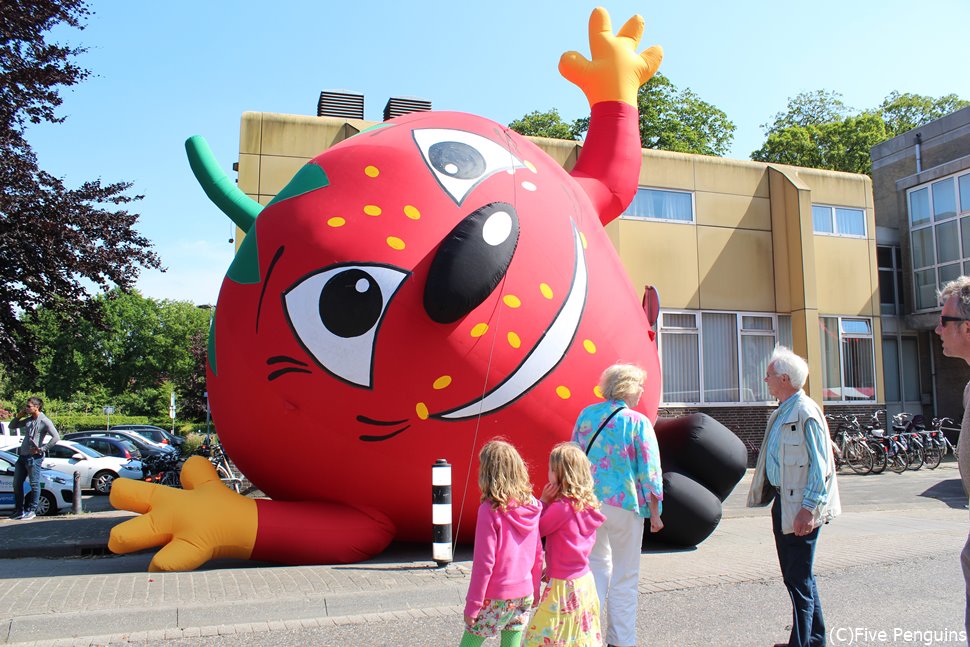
[470,323,489,338]
[594,386,604,399]
[416,402,429,420]
[507,332,521,348]
[364,165,380,178]
[386,236,405,250]
[503,295,521,308]
[433,375,452,390]
[580,232,588,249]
[524,160,537,173]
[404,205,421,220]
[556,386,571,399]
[539,283,553,299]
[583,339,597,354]
[327,217,346,228]
[364,204,382,216]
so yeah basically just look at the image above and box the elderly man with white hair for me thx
[748,345,840,647]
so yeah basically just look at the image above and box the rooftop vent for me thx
[317,90,364,119]
[384,96,432,121]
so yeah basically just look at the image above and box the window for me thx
[882,336,920,404]
[908,171,970,310]
[819,316,875,401]
[812,204,866,236]
[659,311,790,404]
[878,245,903,315]
[622,187,694,223]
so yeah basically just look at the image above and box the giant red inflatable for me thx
[108,8,740,571]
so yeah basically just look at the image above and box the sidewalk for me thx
[0,464,966,646]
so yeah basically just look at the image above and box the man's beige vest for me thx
[747,391,841,534]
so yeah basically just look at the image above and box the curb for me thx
[0,542,111,560]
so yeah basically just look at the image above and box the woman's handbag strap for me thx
[584,406,626,455]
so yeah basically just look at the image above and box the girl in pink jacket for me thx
[461,439,543,647]
[524,442,607,647]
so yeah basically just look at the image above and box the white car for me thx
[38,440,143,495]
[0,449,74,516]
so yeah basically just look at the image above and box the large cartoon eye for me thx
[413,128,525,205]
[283,264,409,388]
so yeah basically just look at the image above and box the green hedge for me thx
[22,415,194,436]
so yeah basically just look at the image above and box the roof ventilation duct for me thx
[317,90,364,119]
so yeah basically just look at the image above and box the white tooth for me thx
[437,221,587,420]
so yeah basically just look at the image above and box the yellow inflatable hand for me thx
[559,7,663,107]
[108,456,258,572]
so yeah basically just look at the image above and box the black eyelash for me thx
[267,356,309,367]
[357,415,408,426]
[256,246,286,334]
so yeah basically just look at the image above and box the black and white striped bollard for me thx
[432,458,452,567]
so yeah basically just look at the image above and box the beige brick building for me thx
[230,101,882,457]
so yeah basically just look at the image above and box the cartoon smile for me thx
[433,221,587,420]
[355,219,587,441]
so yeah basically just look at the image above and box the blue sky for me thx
[24,0,970,305]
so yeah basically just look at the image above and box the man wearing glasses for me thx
[936,275,970,644]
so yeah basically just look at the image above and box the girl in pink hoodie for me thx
[524,442,607,647]
[461,439,543,647]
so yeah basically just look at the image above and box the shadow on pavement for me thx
[919,478,967,509]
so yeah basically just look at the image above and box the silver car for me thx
[0,449,74,516]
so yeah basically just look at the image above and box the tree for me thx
[751,90,969,174]
[0,0,160,371]
[760,90,851,131]
[752,113,888,175]
[15,291,210,417]
[510,73,735,157]
[508,109,582,140]
[879,91,969,138]
[631,73,735,156]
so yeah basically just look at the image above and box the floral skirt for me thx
[466,595,533,638]
[523,572,602,647]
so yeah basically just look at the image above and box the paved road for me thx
[128,554,964,647]
[0,462,966,646]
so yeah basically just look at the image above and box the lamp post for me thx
[198,303,215,435]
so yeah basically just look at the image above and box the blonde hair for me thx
[479,439,534,511]
[599,363,646,404]
[549,442,600,512]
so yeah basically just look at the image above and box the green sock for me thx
[500,629,523,647]
[459,630,486,647]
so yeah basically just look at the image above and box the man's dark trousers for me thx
[12,455,42,514]
[772,495,825,647]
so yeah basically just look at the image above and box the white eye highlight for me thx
[413,128,525,205]
[482,210,513,246]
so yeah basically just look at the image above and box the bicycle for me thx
[861,410,889,474]
[865,412,910,474]
[892,413,927,471]
[932,417,959,457]
[141,452,183,488]
[826,414,874,475]
[197,433,243,494]
[923,417,957,470]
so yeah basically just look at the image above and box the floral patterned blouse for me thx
[571,399,663,518]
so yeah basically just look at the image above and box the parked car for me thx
[66,436,142,461]
[64,430,176,458]
[111,424,185,448]
[34,440,142,495]
[0,449,73,516]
